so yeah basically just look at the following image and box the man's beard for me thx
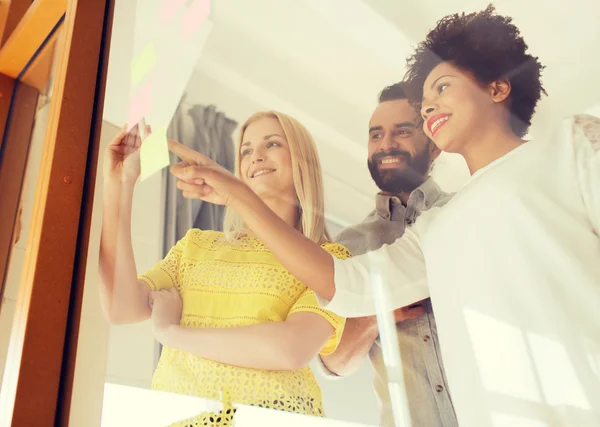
[368,148,430,194]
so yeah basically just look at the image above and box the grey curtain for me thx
[162,102,237,255]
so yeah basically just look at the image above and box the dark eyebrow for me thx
[369,122,416,134]
[430,74,455,89]
[394,122,416,129]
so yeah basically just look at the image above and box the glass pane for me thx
[0,28,63,387]
[77,1,600,426]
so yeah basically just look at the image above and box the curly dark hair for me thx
[403,4,546,137]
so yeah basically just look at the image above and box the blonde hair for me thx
[223,111,330,244]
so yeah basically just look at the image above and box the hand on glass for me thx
[104,123,152,184]
[393,302,426,323]
[168,140,247,206]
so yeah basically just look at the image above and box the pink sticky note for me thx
[159,0,187,28]
[127,82,152,131]
[183,0,210,41]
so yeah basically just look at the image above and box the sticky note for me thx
[143,20,213,129]
[183,0,210,41]
[159,0,187,28]
[130,41,157,87]
[140,127,170,181]
[127,81,152,131]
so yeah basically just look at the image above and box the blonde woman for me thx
[99,111,350,418]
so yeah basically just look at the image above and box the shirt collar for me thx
[374,177,443,221]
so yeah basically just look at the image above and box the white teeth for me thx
[252,169,275,178]
[431,116,449,133]
[381,158,401,164]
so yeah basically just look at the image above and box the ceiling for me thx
[103,0,600,229]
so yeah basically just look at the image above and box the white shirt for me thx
[324,115,600,427]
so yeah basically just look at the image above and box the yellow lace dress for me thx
[139,229,350,418]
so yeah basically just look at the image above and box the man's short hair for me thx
[378,81,411,103]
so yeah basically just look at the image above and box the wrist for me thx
[159,324,180,347]
[229,182,255,209]
[104,176,137,192]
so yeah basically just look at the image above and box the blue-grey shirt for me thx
[325,178,458,427]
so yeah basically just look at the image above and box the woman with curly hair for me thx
[167,5,600,426]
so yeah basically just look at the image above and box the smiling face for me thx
[367,98,439,194]
[238,117,296,202]
[421,61,507,154]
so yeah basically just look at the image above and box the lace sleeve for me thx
[138,230,190,291]
[286,243,352,355]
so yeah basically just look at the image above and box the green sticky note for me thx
[130,41,157,87]
[140,127,170,181]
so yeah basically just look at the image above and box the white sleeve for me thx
[572,115,600,235]
[317,211,435,318]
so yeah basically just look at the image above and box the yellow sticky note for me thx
[130,41,157,87]
[140,126,170,181]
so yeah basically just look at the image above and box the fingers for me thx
[393,304,426,322]
[124,125,141,147]
[169,163,215,200]
[401,305,426,321]
[137,123,153,146]
[175,176,213,197]
[132,123,143,148]
[167,140,213,166]
[167,139,194,160]
[182,185,213,200]
[169,161,187,179]
[176,179,207,193]
[108,127,130,147]
[170,163,213,183]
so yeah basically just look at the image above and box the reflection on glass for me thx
[0,29,63,389]
[71,1,600,427]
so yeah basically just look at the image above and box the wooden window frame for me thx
[0,0,115,425]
